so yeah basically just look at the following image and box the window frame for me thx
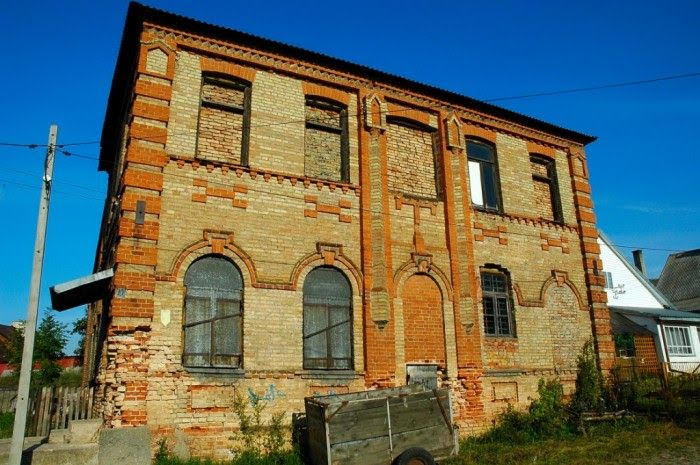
[466,138,503,213]
[302,266,354,371]
[196,74,252,166]
[530,154,563,223]
[182,255,244,371]
[304,96,350,183]
[603,271,614,290]
[480,268,516,338]
[664,326,694,357]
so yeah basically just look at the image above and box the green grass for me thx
[443,421,699,465]
[154,451,304,465]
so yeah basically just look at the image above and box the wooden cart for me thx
[304,385,458,465]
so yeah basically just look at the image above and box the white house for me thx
[598,231,700,372]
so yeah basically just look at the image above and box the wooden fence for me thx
[0,387,95,437]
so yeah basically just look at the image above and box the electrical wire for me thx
[2,70,699,150]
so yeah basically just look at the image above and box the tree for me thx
[6,312,68,387]
[72,314,87,360]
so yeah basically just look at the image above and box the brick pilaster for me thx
[569,148,614,371]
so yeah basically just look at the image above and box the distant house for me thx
[598,232,700,372]
[656,249,700,313]
[0,324,11,364]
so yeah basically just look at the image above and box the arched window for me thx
[303,267,353,370]
[183,255,243,369]
[480,266,515,337]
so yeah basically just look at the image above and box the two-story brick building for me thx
[82,2,613,458]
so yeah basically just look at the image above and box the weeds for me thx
[0,411,13,439]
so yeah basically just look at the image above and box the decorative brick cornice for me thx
[473,209,578,233]
[169,155,361,196]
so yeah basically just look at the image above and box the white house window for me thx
[665,326,694,356]
[603,271,614,289]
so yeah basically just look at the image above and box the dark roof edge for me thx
[99,2,596,170]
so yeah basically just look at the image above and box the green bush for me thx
[0,411,14,439]
[483,378,572,443]
[571,339,604,414]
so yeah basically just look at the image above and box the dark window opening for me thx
[530,155,563,222]
[481,269,515,337]
[467,139,502,212]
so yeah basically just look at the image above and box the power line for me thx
[3,70,700,149]
[485,72,700,103]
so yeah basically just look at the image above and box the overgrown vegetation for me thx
[154,389,304,465]
[153,340,699,465]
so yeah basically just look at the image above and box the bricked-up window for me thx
[183,256,243,369]
[664,326,694,356]
[304,97,349,182]
[530,155,562,222]
[196,75,251,165]
[303,267,353,370]
[481,269,515,337]
[467,139,501,211]
[386,118,441,200]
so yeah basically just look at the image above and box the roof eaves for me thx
[99,2,597,171]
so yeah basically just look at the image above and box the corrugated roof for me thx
[99,2,597,171]
[656,249,700,312]
[610,305,700,322]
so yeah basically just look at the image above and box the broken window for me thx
[183,255,243,369]
[481,268,515,337]
[303,266,353,370]
[196,75,251,165]
[467,139,501,212]
[304,97,349,182]
[530,155,562,222]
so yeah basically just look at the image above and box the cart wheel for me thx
[395,447,436,465]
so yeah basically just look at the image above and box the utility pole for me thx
[9,124,57,465]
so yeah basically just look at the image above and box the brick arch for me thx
[302,81,350,106]
[512,270,586,311]
[290,244,362,296]
[200,56,256,83]
[162,231,259,288]
[545,282,586,369]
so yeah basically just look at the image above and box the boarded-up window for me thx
[386,119,440,199]
[196,75,251,165]
[303,267,353,370]
[183,256,243,369]
[481,269,515,337]
[530,155,562,222]
[467,139,501,211]
[304,98,349,182]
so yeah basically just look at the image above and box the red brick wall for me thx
[402,274,446,366]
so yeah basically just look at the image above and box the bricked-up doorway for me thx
[402,274,447,368]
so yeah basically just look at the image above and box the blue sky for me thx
[0,1,698,352]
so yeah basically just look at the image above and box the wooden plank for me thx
[38,387,49,436]
[312,385,421,406]
[391,424,453,458]
[87,387,94,419]
[389,399,446,434]
[60,385,69,428]
[330,435,391,465]
[328,405,389,444]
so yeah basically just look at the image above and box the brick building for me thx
[83,3,613,458]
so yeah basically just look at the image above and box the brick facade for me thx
[84,4,611,459]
